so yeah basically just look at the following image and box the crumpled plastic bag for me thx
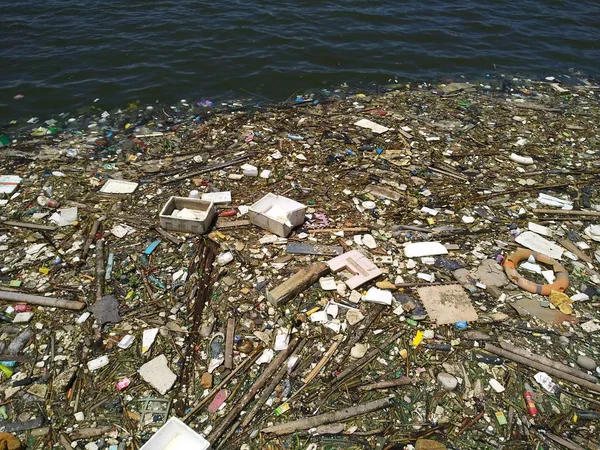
[549,290,573,315]
[534,371,560,393]
[584,225,600,242]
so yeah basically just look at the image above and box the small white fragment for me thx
[363,287,393,305]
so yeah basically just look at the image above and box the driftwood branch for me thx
[485,344,600,394]
[0,291,86,311]
[498,340,597,383]
[261,396,394,436]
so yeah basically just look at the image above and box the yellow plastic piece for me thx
[0,365,13,379]
[412,330,424,347]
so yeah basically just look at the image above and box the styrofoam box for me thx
[159,196,216,235]
[248,193,306,237]
[140,417,211,450]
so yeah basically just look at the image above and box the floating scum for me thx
[0,75,598,449]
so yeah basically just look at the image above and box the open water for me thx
[1,0,599,120]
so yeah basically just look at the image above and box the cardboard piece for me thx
[416,284,478,325]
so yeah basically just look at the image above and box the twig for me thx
[95,239,105,302]
[335,330,403,384]
[358,378,413,391]
[82,219,101,259]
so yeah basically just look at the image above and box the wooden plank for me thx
[267,262,330,307]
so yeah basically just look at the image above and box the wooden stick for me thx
[95,239,105,302]
[358,377,413,391]
[533,208,600,217]
[82,219,101,259]
[511,103,562,113]
[261,396,393,436]
[558,239,592,263]
[499,340,597,383]
[542,431,582,450]
[0,290,86,311]
[303,335,342,384]
[224,318,235,370]
[485,344,600,394]
[2,221,57,232]
[207,339,298,443]
[309,227,369,234]
[240,339,307,429]
[216,220,251,230]
[154,226,182,246]
[183,345,263,422]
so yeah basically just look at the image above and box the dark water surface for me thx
[2,0,599,120]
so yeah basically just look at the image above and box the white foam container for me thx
[159,196,216,235]
[140,417,211,450]
[248,193,306,237]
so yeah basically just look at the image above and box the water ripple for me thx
[1,0,599,120]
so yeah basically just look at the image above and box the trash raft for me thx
[0,76,599,449]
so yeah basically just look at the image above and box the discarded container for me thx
[140,417,210,450]
[159,196,216,234]
[248,193,306,237]
[99,179,139,194]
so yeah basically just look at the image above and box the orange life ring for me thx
[503,248,569,296]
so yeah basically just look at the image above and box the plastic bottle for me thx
[523,383,538,417]
[37,195,60,209]
[7,329,34,355]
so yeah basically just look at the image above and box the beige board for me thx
[417,284,479,325]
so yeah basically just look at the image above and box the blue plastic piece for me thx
[455,321,468,330]
[144,239,161,255]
